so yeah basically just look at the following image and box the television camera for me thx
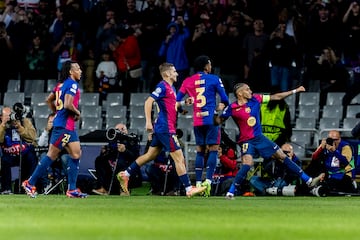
[106,127,139,145]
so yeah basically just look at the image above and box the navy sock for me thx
[67,157,79,191]
[29,155,53,186]
[283,157,310,182]
[228,164,251,194]
[126,161,140,176]
[195,152,204,182]
[206,151,217,180]
[179,174,191,188]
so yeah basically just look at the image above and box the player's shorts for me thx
[194,125,221,146]
[50,127,79,151]
[239,134,279,159]
[150,132,181,152]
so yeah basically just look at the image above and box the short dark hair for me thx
[193,55,210,72]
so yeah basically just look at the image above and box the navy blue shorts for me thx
[150,132,181,152]
[50,127,79,151]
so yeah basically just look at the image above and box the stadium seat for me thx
[105,105,127,119]
[321,105,343,119]
[3,92,25,107]
[318,117,340,130]
[299,92,320,106]
[285,93,296,106]
[24,79,45,98]
[105,117,127,129]
[350,93,360,104]
[295,117,317,130]
[298,105,320,119]
[129,105,145,118]
[129,117,145,130]
[104,93,124,107]
[326,92,345,106]
[81,117,103,131]
[32,105,52,118]
[31,92,49,106]
[129,93,149,106]
[80,105,102,118]
[343,117,359,129]
[47,79,57,92]
[34,117,48,135]
[291,130,312,147]
[79,93,100,106]
[6,79,21,92]
[346,105,360,118]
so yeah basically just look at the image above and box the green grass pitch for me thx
[0,188,359,240]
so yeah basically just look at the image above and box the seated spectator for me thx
[92,123,141,195]
[249,143,301,196]
[95,50,118,101]
[211,128,240,196]
[0,104,37,194]
[305,130,357,195]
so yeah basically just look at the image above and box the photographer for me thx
[92,123,141,195]
[211,128,239,196]
[306,130,356,194]
[249,143,301,196]
[0,104,37,194]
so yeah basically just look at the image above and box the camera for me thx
[9,102,28,121]
[326,137,334,145]
[106,127,138,144]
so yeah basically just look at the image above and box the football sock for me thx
[29,155,53,186]
[195,152,204,182]
[67,158,80,191]
[205,150,217,180]
[228,164,251,194]
[283,157,311,182]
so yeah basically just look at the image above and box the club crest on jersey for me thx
[245,107,251,113]
[247,116,256,126]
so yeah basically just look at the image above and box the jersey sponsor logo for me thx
[153,87,162,97]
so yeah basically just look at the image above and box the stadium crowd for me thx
[1,0,360,97]
[1,0,360,197]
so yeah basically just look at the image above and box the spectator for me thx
[306,130,357,194]
[138,0,170,92]
[342,0,360,66]
[110,28,141,105]
[0,21,14,94]
[266,22,298,91]
[92,123,141,195]
[95,50,118,101]
[211,128,239,196]
[94,9,119,59]
[158,16,190,89]
[6,7,34,81]
[250,143,301,196]
[242,19,269,81]
[24,33,48,80]
[0,104,37,194]
[305,46,349,105]
[52,26,83,79]
[176,55,229,197]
